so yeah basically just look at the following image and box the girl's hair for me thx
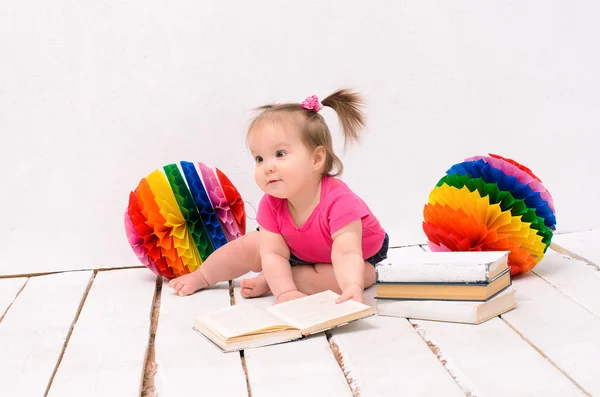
[248,89,366,177]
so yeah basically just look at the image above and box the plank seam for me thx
[550,243,600,270]
[229,280,236,307]
[0,266,145,279]
[43,270,97,397]
[410,321,475,397]
[230,279,253,397]
[0,278,29,323]
[389,243,427,249]
[326,333,359,397]
[141,276,162,397]
[500,317,591,396]
[239,351,252,397]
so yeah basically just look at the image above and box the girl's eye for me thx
[255,156,263,163]
[276,151,286,158]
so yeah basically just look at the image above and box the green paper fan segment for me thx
[164,164,215,260]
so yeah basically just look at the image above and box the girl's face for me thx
[248,119,321,200]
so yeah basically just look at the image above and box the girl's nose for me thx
[264,160,275,174]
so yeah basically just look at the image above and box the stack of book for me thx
[374,250,516,324]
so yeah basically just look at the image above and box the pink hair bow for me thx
[301,95,323,112]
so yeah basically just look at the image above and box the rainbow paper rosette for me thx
[125,162,246,279]
[423,154,556,275]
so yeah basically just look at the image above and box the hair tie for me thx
[301,95,323,112]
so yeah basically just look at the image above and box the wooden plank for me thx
[410,316,584,396]
[0,271,93,397]
[533,251,600,317]
[552,229,600,267]
[233,273,353,397]
[0,277,28,319]
[154,281,248,397]
[330,285,465,396]
[502,271,600,395]
[46,268,156,396]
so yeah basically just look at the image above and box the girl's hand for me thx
[274,290,307,305]
[336,284,364,304]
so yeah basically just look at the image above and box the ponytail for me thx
[321,89,366,148]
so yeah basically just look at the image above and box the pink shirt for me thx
[256,176,386,263]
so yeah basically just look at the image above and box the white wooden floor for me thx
[1,229,599,397]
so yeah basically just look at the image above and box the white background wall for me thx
[1,1,598,273]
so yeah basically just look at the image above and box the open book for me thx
[193,290,373,352]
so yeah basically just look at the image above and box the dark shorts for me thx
[256,227,389,267]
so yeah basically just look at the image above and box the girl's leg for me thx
[241,261,377,299]
[292,262,376,295]
[169,231,261,296]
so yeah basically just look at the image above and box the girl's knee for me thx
[238,232,262,272]
[364,261,376,287]
[292,264,317,278]
[313,263,334,275]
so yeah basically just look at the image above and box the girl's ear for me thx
[313,146,326,171]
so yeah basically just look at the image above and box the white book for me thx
[375,288,516,325]
[376,250,510,283]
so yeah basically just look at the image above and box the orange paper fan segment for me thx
[135,179,186,278]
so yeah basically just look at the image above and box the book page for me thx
[266,290,372,333]
[197,304,297,339]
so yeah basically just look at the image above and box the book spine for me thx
[375,264,490,283]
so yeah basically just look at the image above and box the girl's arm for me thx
[259,228,302,301]
[331,219,365,303]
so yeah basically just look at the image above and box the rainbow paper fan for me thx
[423,154,556,275]
[125,162,246,279]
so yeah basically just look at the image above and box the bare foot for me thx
[240,273,271,298]
[168,269,210,296]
